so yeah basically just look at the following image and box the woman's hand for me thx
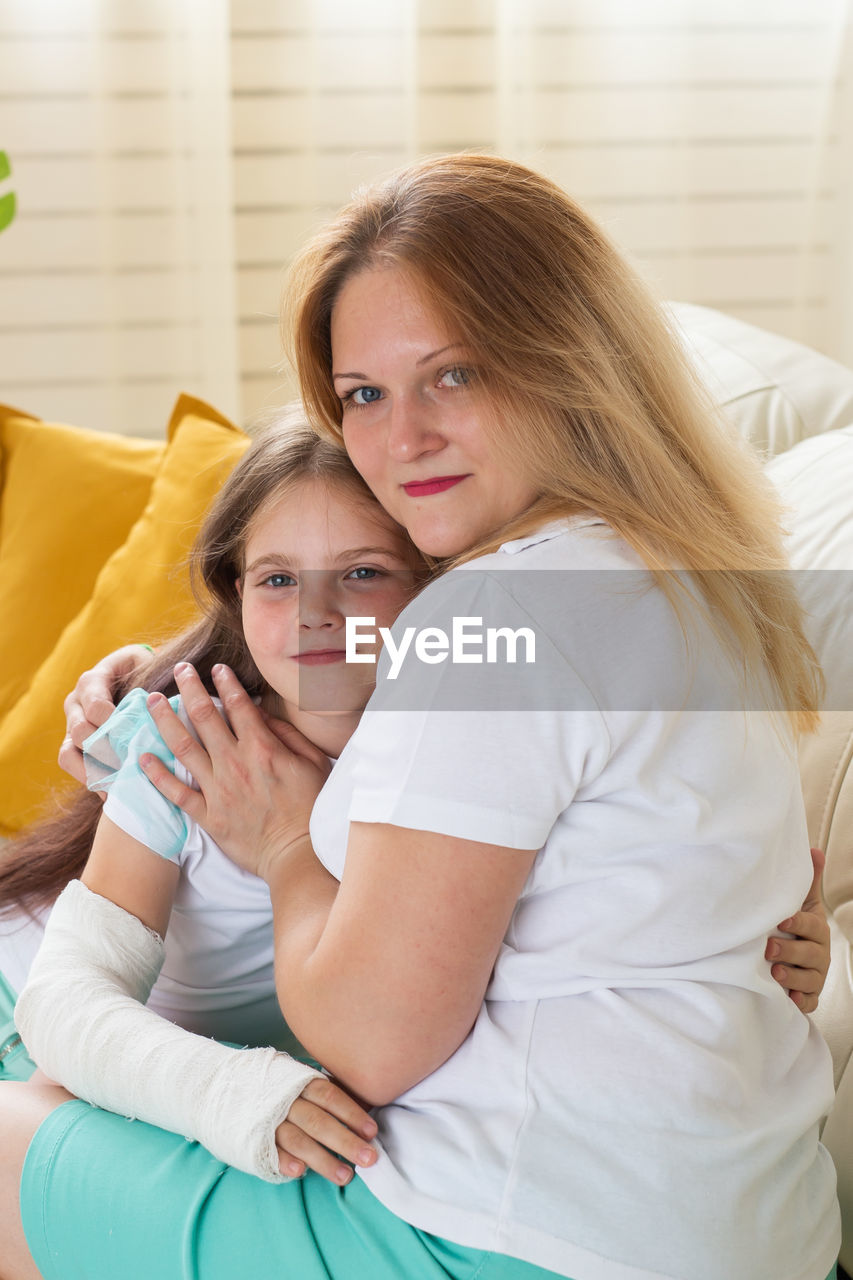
[59,644,153,784]
[277,1076,378,1184]
[767,847,830,1014]
[140,663,331,879]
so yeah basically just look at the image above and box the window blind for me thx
[0,0,849,433]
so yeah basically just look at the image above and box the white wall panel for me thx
[0,324,206,383]
[229,2,851,411]
[0,1,237,434]
[1,1,849,430]
[0,382,181,437]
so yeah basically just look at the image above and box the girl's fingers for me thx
[766,936,827,973]
[276,1078,379,1185]
[275,1120,354,1184]
[285,1101,377,1171]
[275,1108,377,1185]
[770,960,823,996]
[768,849,830,1012]
[777,908,829,945]
[299,1075,378,1141]
[281,1155,306,1178]
[789,989,819,1014]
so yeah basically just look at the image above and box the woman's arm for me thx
[263,826,536,1106]
[16,816,377,1183]
[141,668,537,1105]
[142,663,833,1070]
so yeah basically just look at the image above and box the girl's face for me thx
[238,478,420,748]
[330,266,540,558]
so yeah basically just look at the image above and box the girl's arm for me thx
[15,815,377,1183]
[765,846,829,1015]
[82,810,180,936]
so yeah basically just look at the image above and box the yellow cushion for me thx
[0,405,164,723]
[0,394,250,834]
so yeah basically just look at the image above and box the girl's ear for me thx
[235,577,243,600]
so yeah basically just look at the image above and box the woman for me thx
[0,154,839,1280]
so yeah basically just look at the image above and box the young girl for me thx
[1,413,425,1185]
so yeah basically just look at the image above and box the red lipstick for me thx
[402,475,468,497]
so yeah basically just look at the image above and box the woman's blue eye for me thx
[351,386,382,406]
[438,366,471,388]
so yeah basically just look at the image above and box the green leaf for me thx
[0,151,16,232]
[0,193,15,233]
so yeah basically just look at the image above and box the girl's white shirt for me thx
[309,515,840,1280]
[82,691,300,1053]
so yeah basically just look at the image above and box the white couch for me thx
[672,301,853,1274]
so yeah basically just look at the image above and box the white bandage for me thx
[14,880,323,1182]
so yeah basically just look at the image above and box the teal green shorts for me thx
[21,1099,569,1280]
[6,972,838,1280]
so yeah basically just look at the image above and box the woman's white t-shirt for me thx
[310,516,840,1280]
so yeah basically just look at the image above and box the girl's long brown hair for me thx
[0,412,408,919]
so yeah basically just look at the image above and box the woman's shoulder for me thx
[433,515,650,630]
[484,514,641,572]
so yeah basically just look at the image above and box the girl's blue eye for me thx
[350,386,382,406]
[348,566,379,580]
[263,573,294,588]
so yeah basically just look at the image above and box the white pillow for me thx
[768,425,853,1277]
[767,426,853,570]
[669,301,853,458]
[765,427,853,931]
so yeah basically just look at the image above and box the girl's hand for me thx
[60,644,153,784]
[277,1076,378,1184]
[767,848,830,1014]
[140,663,331,879]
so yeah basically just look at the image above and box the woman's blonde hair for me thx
[285,151,822,731]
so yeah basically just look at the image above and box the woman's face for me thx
[238,478,419,735]
[330,266,539,558]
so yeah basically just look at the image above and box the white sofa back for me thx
[670,301,853,457]
[674,301,853,1272]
